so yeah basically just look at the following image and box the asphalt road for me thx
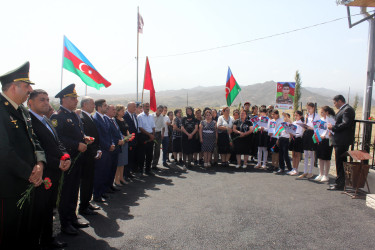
[58,163,375,250]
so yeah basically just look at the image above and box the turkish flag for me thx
[143,57,156,112]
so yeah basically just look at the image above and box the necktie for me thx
[42,117,55,136]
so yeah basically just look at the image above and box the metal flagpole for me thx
[60,35,65,90]
[136,6,140,102]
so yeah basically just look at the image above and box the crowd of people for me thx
[0,62,356,249]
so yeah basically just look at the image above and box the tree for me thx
[353,93,359,111]
[294,70,302,112]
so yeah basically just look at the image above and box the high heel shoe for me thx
[114,182,123,187]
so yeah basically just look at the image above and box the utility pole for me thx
[343,5,375,152]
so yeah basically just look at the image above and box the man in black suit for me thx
[50,84,92,235]
[78,97,102,215]
[327,95,355,191]
[28,89,70,249]
[0,62,46,249]
[124,102,138,178]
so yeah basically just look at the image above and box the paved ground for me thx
[58,163,375,250]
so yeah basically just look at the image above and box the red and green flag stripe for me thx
[63,36,111,90]
[312,130,322,144]
[225,67,241,106]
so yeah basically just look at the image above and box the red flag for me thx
[143,57,156,112]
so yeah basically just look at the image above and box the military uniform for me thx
[0,62,46,248]
[50,84,87,234]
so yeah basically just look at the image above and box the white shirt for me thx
[217,115,233,130]
[152,113,165,132]
[137,112,155,133]
[163,116,171,137]
[293,120,304,138]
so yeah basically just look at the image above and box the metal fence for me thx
[351,119,375,169]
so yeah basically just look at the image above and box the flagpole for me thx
[60,35,65,90]
[136,6,140,102]
[238,90,245,108]
[141,57,147,103]
[85,85,87,96]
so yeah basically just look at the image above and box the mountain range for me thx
[83,81,371,109]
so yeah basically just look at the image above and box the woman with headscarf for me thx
[181,107,198,169]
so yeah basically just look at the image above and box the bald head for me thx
[127,102,136,113]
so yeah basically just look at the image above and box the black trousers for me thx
[30,179,59,247]
[59,155,83,228]
[127,144,138,173]
[279,137,292,171]
[0,196,34,249]
[138,134,154,173]
[79,153,96,211]
[334,145,349,187]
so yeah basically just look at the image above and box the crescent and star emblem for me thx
[79,63,93,75]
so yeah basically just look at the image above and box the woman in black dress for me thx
[232,109,253,168]
[193,108,203,165]
[172,109,183,165]
[181,107,198,169]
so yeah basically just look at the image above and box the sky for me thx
[0,0,371,100]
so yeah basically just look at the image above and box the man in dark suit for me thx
[124,102,138,179]
[92,99,115,202]
[0,62,46,249]
[105,104,124,193]
[28,89,70,249]
[50,84,92,235]
[78,97,102,215]
[327,94,355,191]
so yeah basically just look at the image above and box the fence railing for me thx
[351,119,375,169]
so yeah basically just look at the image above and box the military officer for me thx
[50,83,92,235]
[0,62,46,249]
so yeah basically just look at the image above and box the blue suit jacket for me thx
[93,112,112,152]
[105,116,123,154]
[124,111,138,147]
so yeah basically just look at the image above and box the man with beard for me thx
[28,89,70,248]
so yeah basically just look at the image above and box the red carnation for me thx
[60,153,70,161]
[43,177,52,190]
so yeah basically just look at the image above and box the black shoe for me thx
[88,203,101,210]
[152,166,160,171]
[327,185,344,191]
[194,160,199,166]
[102,193,110,199]
[110,185,121,191]
[61,224,78,235]
[145,171,155,176]
[178,159,183,166]
[163,162,169,167]
[43,237,67,249]
[79,208,98,215]
[72,221,90,228]
[274,169,284,174]
[93,197,106,203]
[128,173,135,179]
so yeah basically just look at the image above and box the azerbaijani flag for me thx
[253,124,260,133]
[225,67,241,106]
[312,130,322,144]
[274,124,285,137]
[63,36,111,90]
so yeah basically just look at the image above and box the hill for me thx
[85,81,369,108]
